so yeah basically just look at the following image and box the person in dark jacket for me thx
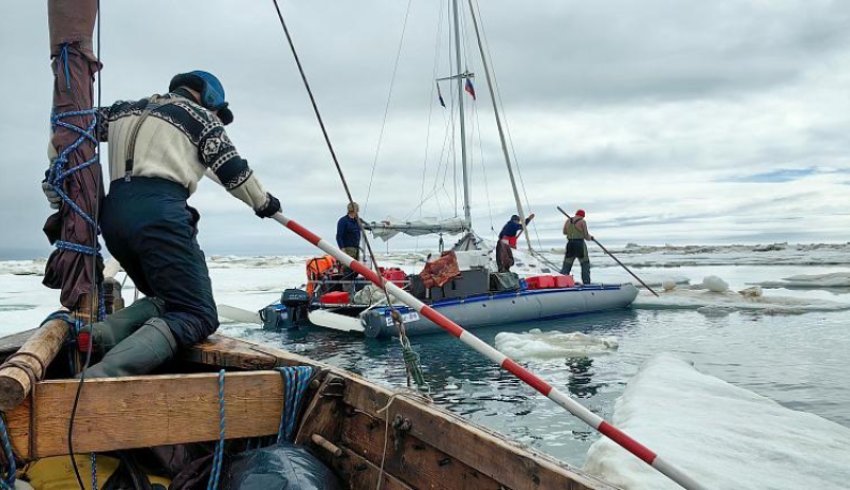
[336,202,361,260]
[561,209,593,284]
[336,202,361,284]
[495,213,535,272]
[47,71,281,377]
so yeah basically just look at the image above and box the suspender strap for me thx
[124,96,171,182]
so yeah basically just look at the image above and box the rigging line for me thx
[271,0,423,381]
[472,97,495,234]
[69,1,104,488]
[410,1,445,222]
[363,0,415,213]
[407,112,454,220]
[472,0,545,249]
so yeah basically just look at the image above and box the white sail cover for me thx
[365,217,470,241]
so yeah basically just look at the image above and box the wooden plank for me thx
[341,409,505,490]
[343,383,615,490]
[183,334,321,370]
[5,371,285,459]
[333,446,413,490]
[0,319,68,411]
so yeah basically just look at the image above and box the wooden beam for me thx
[0,329,36,361]
[341,410,505,489]
[333,446,413,490]
[0,319,68,411]
[344,382,615,490]
[5,371,285,459]
[183,334,321,370]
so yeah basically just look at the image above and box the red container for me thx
[554,275,576,288]
[380,267,408,286]
[525,275,556,290]
[320,291,350,305]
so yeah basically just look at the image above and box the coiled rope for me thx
[275,366,315,443]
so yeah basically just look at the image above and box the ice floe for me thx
[633,275,850,314]
[753,272,850,289]
[494,328,618,360]
[584,353,850,490]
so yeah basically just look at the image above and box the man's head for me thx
[575,209,586,217]
[347,202,360,216]
[169,71,234,125]
[510,214,520,222]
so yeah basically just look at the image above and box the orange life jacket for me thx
[306,255,337,296]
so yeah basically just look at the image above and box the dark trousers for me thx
[101,177,218,347]
[562,239,591,284]
[496,240,514,273]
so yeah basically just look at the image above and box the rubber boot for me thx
[79,297,164,353]
[84,318,178,378]
[580,260,591,285]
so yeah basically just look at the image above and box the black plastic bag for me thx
[225,443,341,490]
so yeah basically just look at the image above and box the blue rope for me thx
[276,366,315,443]
[47,46,106,319]
[90,452,98,490]
[207,369,226,490]
[60,44,71,90]
[0,415,16,489]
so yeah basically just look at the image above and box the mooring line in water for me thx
[271,212,705,490]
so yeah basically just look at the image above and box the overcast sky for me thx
[1,0,849,259]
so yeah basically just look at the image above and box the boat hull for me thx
[361,283,638,338]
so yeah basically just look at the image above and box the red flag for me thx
[464,78,476,100]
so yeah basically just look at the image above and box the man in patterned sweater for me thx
[75,71,281,377]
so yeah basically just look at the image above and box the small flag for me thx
[437,83,446,108]
[464,78,476,100]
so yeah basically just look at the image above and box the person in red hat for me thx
[561,209,593,284]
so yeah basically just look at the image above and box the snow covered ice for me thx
[494,328,618,360]
[583,354,850,490]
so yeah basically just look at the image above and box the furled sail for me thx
[364,217,470,241]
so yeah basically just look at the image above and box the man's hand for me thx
[41,181,62,209]
[528,213,535,219]
[255,193,281,218]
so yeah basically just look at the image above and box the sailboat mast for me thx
[452,0,472,227]
[466,0,533,251]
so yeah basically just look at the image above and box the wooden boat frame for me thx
[0,327,617,489]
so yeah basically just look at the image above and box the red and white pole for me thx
[273,213,704,490]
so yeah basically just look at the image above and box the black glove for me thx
[255,193,281,218]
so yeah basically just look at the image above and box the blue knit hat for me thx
[169,70,234,125]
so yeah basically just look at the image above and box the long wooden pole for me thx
[556,206,659,297]
[0,319,69,411]
[271,212,702,490]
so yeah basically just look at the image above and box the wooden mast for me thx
[0,0,102,411]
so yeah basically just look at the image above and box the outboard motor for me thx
[260,289,310,331]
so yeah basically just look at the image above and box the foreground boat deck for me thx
[0,331,618,489]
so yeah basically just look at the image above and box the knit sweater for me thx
[93,92,270,211]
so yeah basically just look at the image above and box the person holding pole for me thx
[45,71,281,377]
[561,209,593,284]
[496,213,534,272]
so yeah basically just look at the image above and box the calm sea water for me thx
[223,262,850,467]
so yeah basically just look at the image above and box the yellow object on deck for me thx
[22,454,170,489]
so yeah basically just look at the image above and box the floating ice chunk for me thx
[700,275,729,292]
[634,288,850,314]
[584,353,850,490]
[737,285,763,298]
[495,328,618,360]
[754,272,850,289]
[661,280,678,291]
